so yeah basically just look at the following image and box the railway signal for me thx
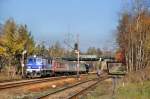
[74,43,78,50]
[64,34,80,78]
[75,49,80,78]
[75,34,80,78]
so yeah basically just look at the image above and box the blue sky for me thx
[0,0,124,51]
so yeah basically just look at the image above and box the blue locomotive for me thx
[26,56,88,77]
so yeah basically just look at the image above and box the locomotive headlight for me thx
[39,66,41,69]
[28,66,31,69]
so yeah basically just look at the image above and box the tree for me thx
[35,42,48,57]
[86,47,97,55]
[116,0,150,72]
[0,19,35,74]
[48,41,65,57]
[18,25,35,55]
[86,47,102,56]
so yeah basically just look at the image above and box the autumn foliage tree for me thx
[0,19,35,74]
[115,50,125,62]
[117,0,150,72]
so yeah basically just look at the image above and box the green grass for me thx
[115,81,150,99]
[80,77,150,99]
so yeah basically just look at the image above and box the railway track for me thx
[39,76,109,99]
[0,75,88,90]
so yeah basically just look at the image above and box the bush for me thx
[122,66,150,84]
[0,67,22,82]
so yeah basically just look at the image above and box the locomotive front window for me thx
[28,59,33,63]
[27,58,36,65]
[36,58,42,64]
[36,58,42,62]
[28,58,35,63]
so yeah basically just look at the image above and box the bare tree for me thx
[117,0,150,72]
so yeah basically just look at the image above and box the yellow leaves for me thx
[0,19,35,57]
[0,46,6,55]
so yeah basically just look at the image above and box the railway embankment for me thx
[0,74,96,99]
[81,66,150,99]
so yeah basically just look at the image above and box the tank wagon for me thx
[26,56,88,77]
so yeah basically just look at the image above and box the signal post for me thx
[75,49,80,78]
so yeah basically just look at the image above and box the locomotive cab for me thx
[26,57,43,77]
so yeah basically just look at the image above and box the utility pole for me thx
[75,34,80,78]
[64,33,80,78]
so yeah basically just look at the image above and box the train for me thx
[100,56,126,75]
[25,56,89,78]
[100,57,115,72]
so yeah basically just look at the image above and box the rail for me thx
[0,75,88,90]
[39,75,109,99]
